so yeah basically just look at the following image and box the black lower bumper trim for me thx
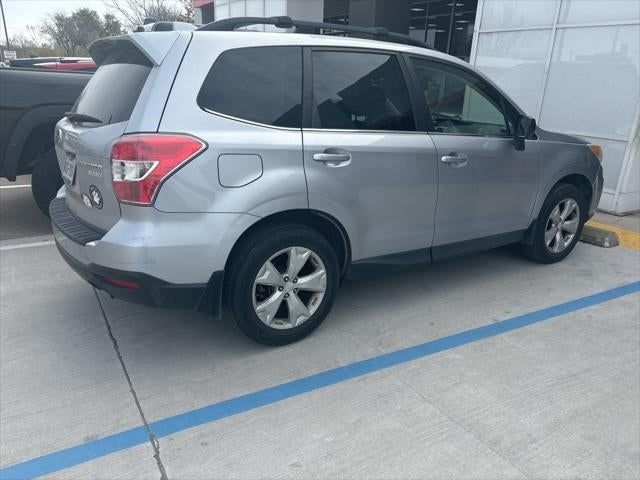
[50,197,105,245]
[56,243,223,316]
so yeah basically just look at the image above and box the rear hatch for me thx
[55,35,174,231]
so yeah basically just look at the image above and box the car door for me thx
[407,56,540,250]
[302,48,439,266]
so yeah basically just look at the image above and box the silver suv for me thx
[51,17,603,345]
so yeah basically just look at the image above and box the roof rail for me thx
[197,16,428,49]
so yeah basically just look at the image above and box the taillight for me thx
[588,144,603,163]
[111,134,206,205]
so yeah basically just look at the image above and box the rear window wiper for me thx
[64,112,103,124]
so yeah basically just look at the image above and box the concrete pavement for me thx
[1,179,639,479]
[0,176,51,242]
[1,242,638,479]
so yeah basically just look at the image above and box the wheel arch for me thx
[523,172,593,245]
[2,104,71,180]
[19,122,57,172]
[550,173,593,209]
[223,209,352,280]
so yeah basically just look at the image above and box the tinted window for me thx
[73,47,151,125]
[410,57,511,136]
[312,51,415,131]
[198,47,302,128]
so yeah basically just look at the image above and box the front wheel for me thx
[521,183,587,264]
[228,224,340,346]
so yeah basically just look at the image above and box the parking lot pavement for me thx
[113,245,638,480]
[0,176,52,242]
[2,242,638,479]
[0,247,160,479]
[1,181,639,479]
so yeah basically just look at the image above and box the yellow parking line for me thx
[586,220,640,250]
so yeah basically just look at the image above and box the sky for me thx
[1,0,182,41]
[2,1,110,39]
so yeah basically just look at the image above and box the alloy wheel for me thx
[545,198,580,254]
[252,247,327,329]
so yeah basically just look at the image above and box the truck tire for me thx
[31,147,63,217]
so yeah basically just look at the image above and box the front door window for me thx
[411,57,512,137]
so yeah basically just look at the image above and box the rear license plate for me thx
[62,154,76,185]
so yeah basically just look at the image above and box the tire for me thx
[520,183,587,264]
[227,223,340,346]
[31,146,63,218]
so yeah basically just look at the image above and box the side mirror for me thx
[514,116,536,151]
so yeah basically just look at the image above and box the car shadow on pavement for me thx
[92,246,537,368]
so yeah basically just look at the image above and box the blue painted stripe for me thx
[2,280,639,480]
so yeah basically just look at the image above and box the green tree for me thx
[107,0,191,32]
[40,8,124,56]
[102,13,125,37]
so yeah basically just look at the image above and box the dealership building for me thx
[193,0,640,214]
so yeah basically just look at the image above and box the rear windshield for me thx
[72,46,152,125]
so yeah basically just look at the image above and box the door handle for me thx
[313,150,352,167]
[441,153,468,168]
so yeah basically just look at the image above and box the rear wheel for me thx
[227,224,339,346]
[31,146,63,217]
[521,183,586,263]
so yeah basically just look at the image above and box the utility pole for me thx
[0,0,9,62]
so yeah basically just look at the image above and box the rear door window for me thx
[197,46,302,128]
[311,51,415,132]
[72,46,152,125]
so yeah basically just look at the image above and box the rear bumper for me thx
[56,243,221,312]
[50,196,225,315]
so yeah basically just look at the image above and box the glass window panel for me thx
[481,0,559,30]
[198,47,302,128]
[450,0,478,61]
[214,1,230,20]
[474,29,552,116]
[244,0,264,29]
[200,3,215,23]
[409,0,427,42]
[229,0,246,17]
[559,0,640,24]
[265,0,286,17]
[540,25,640,138]
[246,0,264,17]
[73,51,151,125]
[264,0,286,31]
[425,0,451,52]
[621,138,639,194]
[410,57,511,136]
[583,137,629,190]
[312,51,415,131]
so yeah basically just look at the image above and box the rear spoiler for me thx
[89,31,184,66]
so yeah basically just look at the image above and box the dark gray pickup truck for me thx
[0,67,90,215]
